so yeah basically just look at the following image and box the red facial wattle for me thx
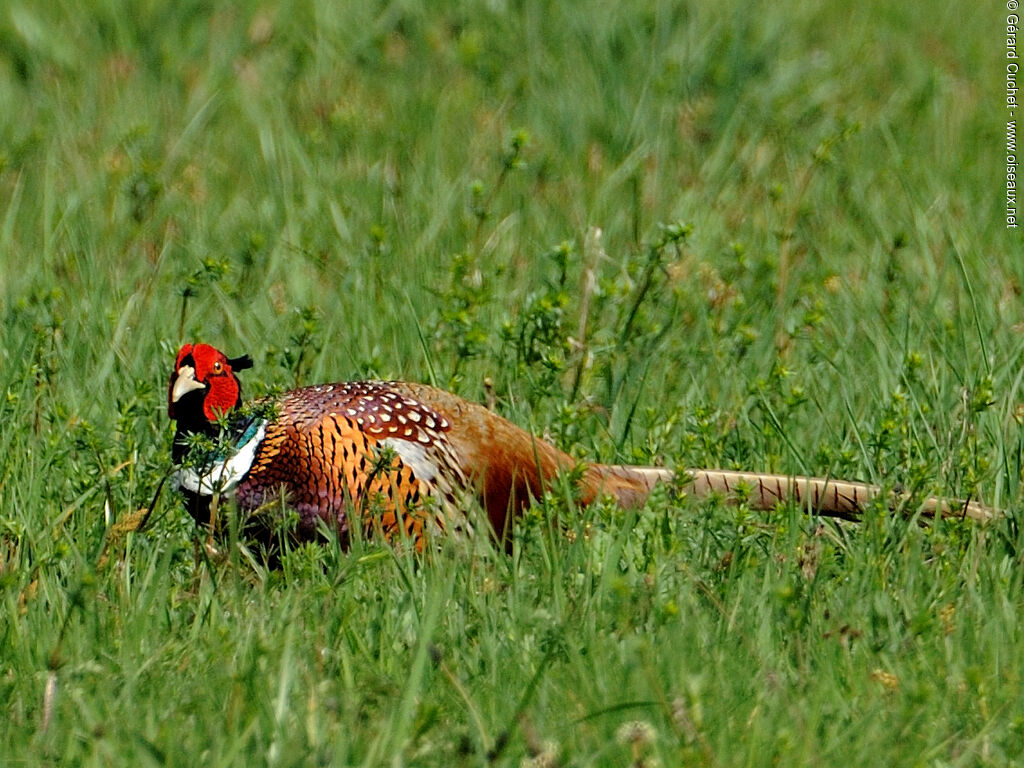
[168,342,243,422]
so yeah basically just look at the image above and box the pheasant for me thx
[168,343,993,552]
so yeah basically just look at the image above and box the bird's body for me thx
[169,344,672,548]
[168,343,992,553]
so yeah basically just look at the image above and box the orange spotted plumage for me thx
[168,343,994,555]
[233,382,469,545]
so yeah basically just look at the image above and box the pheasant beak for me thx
[171,364,206,403]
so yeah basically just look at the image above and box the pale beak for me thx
[171,364,206,403]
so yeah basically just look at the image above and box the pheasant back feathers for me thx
[232,383,472,545]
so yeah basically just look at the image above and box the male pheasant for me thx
[168,343,993,551]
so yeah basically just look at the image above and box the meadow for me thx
[1,0,1021,765]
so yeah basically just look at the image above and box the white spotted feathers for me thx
[232,379,474,540]
[308,381,451,445]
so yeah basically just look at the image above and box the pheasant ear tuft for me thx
[228,354,254,372]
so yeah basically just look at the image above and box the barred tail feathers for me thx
[587,466,994,523]
[583,464,672,507]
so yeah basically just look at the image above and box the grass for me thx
[0,0,1020,764]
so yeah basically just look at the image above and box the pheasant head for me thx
[168,343,253,435]
[168,343,265,530]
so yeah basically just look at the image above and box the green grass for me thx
[0,0,1020,764]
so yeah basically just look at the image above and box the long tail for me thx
[587,465,995,523]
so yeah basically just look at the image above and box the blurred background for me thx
[2,2,1020,765]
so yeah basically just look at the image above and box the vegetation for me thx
[0,0,1018,765]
